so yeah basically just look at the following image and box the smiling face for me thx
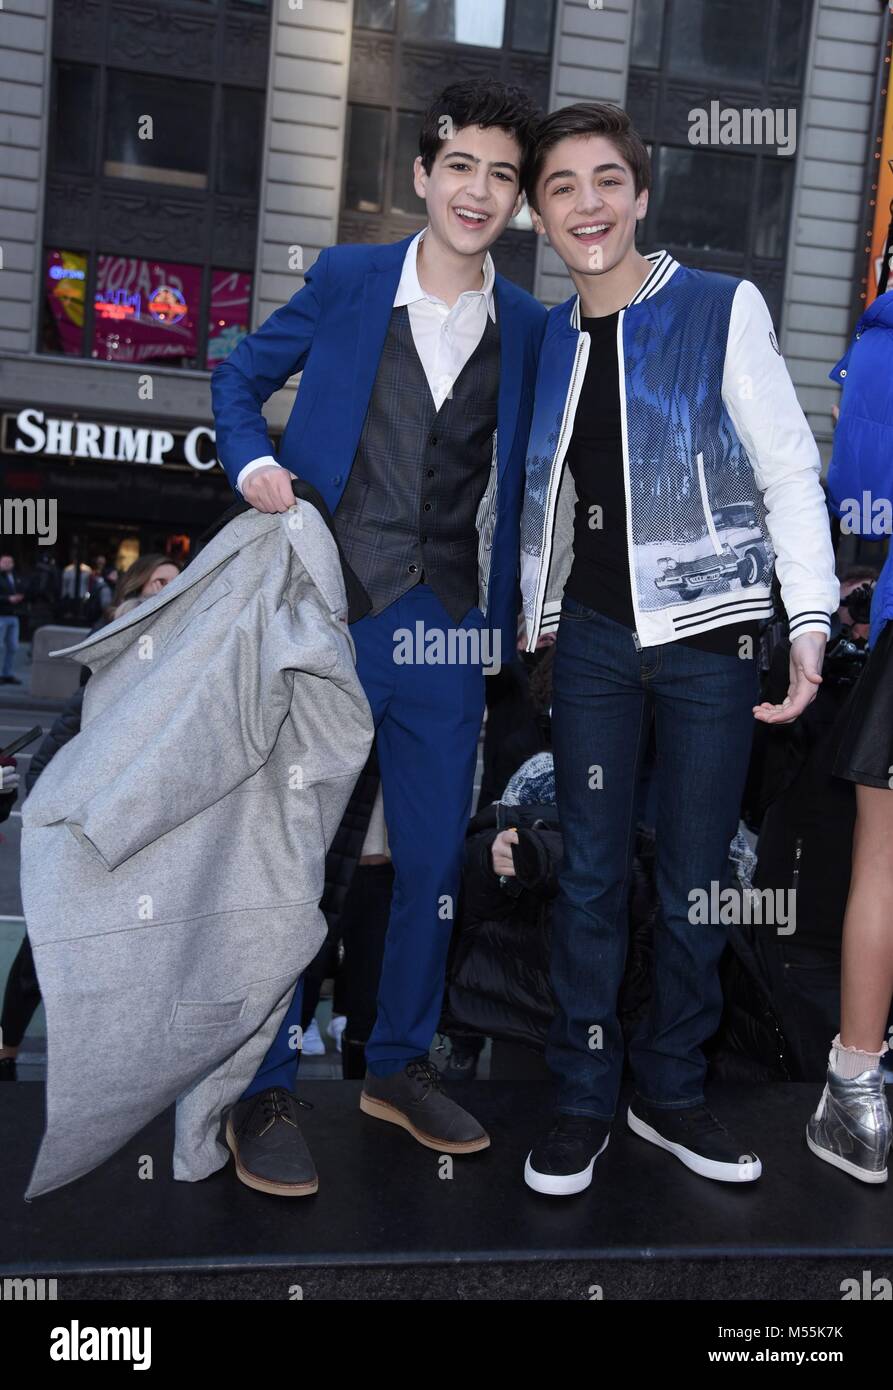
[530,134,648,279]
[413,123,525,259]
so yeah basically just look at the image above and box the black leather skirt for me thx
[832,619,893,789]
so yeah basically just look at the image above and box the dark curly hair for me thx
[417,79,544,192]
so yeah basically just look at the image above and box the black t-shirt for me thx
[564,310,759,657]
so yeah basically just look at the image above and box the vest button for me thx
[421,535,428,543]
[424,502,432,512]
[427,468,435,478]
[408,564,418,574]
[429,434,439,446]
[333,475,342,485]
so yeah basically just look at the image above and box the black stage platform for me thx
[3,1082,891,1300]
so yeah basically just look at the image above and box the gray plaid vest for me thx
[334,304,500,621]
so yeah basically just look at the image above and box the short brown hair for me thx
[526,102,651,213]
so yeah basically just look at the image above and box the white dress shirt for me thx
[235,228,497,495]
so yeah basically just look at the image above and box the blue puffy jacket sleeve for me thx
[827,294,893,541]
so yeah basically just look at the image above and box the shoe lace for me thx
[678,1105,729,1141]
[256,1087,313,1132]
[546,1115,603,1157]
[405,1058,445,1093]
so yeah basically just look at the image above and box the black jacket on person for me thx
[444,803,792,1083]
[0,569,24,617]
[25,686,85,794]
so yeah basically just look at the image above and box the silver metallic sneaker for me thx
[806,1066,891,1184]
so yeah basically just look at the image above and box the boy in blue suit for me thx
[211,80,547,1194]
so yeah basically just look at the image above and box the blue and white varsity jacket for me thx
[520,250,839,650]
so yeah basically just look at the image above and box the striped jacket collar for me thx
[568,249,681,329]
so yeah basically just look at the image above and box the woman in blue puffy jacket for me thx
[806,290,893,1183]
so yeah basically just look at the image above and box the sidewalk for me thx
[0,634,69,715]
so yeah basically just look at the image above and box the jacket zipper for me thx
[616,307,644,650]
[532,328,589,641]
[696,451,724,555]
[791,835,802,897]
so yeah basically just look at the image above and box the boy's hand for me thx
[242,464,299,513]
[752,632,826,724]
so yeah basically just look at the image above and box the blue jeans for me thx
[0,616,19,678]
[547,595,760,1118]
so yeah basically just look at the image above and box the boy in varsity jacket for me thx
[518,102,838,1197]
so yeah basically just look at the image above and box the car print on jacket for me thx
[654,499,768,601]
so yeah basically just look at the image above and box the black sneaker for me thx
[225,1087,318,1196]
[524,1114,611,1196]
[627,1094,761,1182]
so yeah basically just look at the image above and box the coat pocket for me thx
[169,997,248,1029]
[164,577,234,648]
[695,451,724,556]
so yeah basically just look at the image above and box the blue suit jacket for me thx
[211,235,547,660]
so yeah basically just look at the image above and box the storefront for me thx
[0,403,240,575]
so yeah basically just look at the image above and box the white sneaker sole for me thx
[805,1127,888,1184]
[627,1107,762,1182]
[523,1133,610,1196]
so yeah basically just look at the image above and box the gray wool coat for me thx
[21,503,374,1199]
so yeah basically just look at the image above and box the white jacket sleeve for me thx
[721,279,839,639]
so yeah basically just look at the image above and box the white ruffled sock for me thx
[829,1033,889,1079]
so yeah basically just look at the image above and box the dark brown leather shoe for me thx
[360,1057,490,1153]
[225,1087,318,1196]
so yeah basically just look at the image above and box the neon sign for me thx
[148,285,187,324]
[95,289,141,321]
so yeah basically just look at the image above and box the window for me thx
[626,0,811,327]
[218,88,266,197]
[654,149,754,255]
[42,249,88,356]
[206,270,253,369]
[630,0,664,68]
[511,0,555,53]
[104,72,213,188]
[403,0,505,48]
[666,0,768,85]
[344,106,389,214]
[51,64,98,174]
[393,113,423,215]
[43,0,269,370]
[92,255,202,366]
[355,0,397,28]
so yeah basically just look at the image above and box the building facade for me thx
[0,0,888,573]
